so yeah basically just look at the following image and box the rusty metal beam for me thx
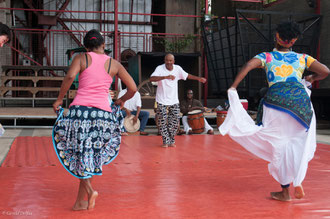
[61,18,156,25]
[14,15,27,27]
[130,0,134,23]
[53,0,83,48]
[57,18,83,47]
[22,0,48,67]
[10,45,42,66]
[23,0,38,16]
[114,0,118,90]
[99,0,103,31]
[42,0,70,42]
[55,0,70,18]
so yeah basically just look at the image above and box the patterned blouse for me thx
[254,50,316,87]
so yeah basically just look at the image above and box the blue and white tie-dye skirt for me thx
[52,104,124,179]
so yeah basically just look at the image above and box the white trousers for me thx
[220,88,316,187]
[182,115,213,134]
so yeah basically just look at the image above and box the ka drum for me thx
[187,110,205,134]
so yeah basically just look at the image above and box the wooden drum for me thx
[187,110,205,134]
[216,111,227,128]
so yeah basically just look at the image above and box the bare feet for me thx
[294,185,305,199]
[88,191,98,210]
[207,129,214,135]
[270,188,291,201]
[162,144,168,148]
[121,132,128,136]
[72,200,88,211]
[169,144,176,147]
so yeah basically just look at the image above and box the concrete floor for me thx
[1,126,330,166]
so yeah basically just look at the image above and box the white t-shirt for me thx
[118,89,141,111]
[150,64,188,105]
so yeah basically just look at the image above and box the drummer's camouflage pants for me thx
[156,102,180,145]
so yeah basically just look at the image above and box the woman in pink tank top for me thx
[52,29,137,211]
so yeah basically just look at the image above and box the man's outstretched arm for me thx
[187,74,206,83]
[150,75,175,82]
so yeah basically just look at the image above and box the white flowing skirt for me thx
[0,123,4,137]
[219,88,316,186]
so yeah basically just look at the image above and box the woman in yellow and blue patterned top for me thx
[219,21,330,202]
[255,47,316,87]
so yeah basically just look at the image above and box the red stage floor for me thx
[1,135,330,218]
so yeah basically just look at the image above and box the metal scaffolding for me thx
[202,9,322,101]
[0,0,208,102]
[1,0,204,66]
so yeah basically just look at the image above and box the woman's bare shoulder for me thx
[110,57,120,65]
[72,53,85,62]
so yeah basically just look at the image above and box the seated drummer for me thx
[180,89,214,135]
[118,88,149,135]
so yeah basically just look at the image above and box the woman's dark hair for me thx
[83,29,104,50]
[276,21,301,41]
[0,23,11,43]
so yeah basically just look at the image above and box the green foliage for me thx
[156,34,196,53]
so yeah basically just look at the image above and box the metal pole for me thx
[99,0,103,32]
[114,0,119,90]
[314,0,321,89]
[114,0,118,60]
[204,0,208,107]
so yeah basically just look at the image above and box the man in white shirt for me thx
[118,88,149,135]
[150,53,206,147]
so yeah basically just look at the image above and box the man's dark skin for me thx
[180,89,205,115]
[180,90,214,135]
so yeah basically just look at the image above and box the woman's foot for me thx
[294,185,305,199]
[270,188,291,201]
[162,144,168,148]
[88,191,98,210]
[207,129,214,135]
[169,144,176,147]
[72,200,88,211]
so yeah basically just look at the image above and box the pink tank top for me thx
[70,52,113,112]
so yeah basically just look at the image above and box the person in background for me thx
[154,101,184,136]
[52,29,137,210]
[180,89,214,135]
[118,88,149,135]
[150,53,206,148]
[0,23,11,47]
[220,21,330,202]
